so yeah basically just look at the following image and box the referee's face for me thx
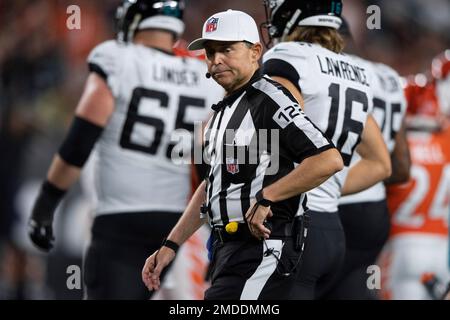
[204,41,262,94]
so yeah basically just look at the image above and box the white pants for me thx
[379,234,449,300]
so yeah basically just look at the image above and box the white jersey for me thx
[340,59,407,205]
[87,40,223,216]
[263,42,373,212]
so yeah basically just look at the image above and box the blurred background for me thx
[0,0,449,299]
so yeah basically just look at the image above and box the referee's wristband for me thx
[161,238,179,254]
[255,189,274,207]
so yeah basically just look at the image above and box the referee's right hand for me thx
[142,247,175,291]
[245,202,273,240]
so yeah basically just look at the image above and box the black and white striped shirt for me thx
[203,70,333,227]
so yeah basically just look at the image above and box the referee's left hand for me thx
[245,202,273,240]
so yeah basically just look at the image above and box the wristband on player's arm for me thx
[58,116,104,168]
[32,181,67,223]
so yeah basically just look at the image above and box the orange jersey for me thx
[387,126,450,237]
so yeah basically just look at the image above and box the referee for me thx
[142,9,343,300]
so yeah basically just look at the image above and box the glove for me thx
[28,181,66,252]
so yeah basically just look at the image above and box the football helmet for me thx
[263,0,343,40]
[431,49,450,80]
[173,39,206,60]
[431,50,450,117]
[404,74,448,131]
[116,0,185,42]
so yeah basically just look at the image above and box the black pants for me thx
[323,200,390,300]
[83,211,181,300]
[291,211,346,299]
[204,225,301,300]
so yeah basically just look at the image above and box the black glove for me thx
[28,181,66,252]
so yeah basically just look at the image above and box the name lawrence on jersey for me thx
[317,55,369,87]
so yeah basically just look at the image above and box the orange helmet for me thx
[404,74,448,131]
[173,39,206,60]
[432,50,450,119]
[431,49,450,80]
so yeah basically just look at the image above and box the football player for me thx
[325,18,410,299]
[381,64,450,299]
[262,0,391,299]
[28,0,222,299]
[433,49,450,300]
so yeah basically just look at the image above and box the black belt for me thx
[212,223,255,243]
[212,221,295,244]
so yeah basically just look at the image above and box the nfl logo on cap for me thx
[187,10,260,51]
[205,17,218,33]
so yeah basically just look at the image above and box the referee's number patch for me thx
[273,104,302,129]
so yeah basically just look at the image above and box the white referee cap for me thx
[188,9,260,50]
